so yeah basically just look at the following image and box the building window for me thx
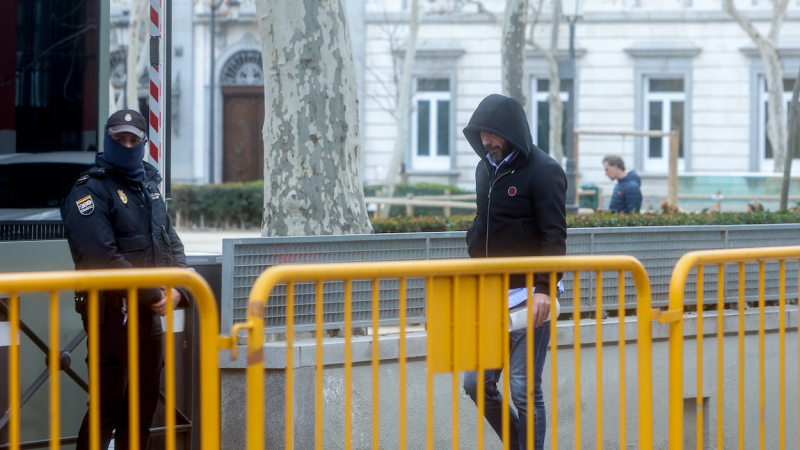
[530,78,570,156]
[411,78,451,170]
[758,77,798,172]
[643,77,685,173]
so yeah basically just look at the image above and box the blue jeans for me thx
[463,323,551,450]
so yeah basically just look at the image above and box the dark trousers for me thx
[464,323,551,450]
[77,308,163,450]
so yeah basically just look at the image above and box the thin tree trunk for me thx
[780,64,800,210]
[126,0,146,109]
[528,0,563,163]
[380,0,419,218]
[724,0,789,173]
[255,0,371,236]
[502,0,528,106]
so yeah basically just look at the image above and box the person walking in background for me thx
[61,109,191,450]
[603,155,642,214]
[462,94,567,450]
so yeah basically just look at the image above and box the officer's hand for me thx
[531,293,551,328]
[151,287,182,317]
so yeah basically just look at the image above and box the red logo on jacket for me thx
[508,186,517,196]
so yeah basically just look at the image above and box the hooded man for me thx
[603,154,642,214]
[61,109,190,450]
[462,94,567,450]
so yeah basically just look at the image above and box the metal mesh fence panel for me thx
[222,225,800,333]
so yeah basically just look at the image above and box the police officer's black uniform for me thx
[60,110,189,450]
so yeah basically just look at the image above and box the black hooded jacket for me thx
[463,94,567,293]
[60,155,188,306]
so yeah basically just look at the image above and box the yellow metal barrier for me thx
[667,246,800,450]
[243,255,654,449]
[1,268,220,450]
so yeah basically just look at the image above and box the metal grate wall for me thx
[221,224,800,334]
[0,221,65,241]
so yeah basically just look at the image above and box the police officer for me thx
[60,109,190,450]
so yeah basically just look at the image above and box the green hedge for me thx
[169,182,470,227]
[370,210,800,233]
[170,182,264,228]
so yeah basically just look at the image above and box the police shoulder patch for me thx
[76,195,95,216]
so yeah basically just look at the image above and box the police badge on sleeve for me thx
[76,195,94,216]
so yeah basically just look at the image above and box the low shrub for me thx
[370,210,800,233]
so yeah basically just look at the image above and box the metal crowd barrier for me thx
[237,255,655,450]
[666,246,800,450]
[1,268,221,450]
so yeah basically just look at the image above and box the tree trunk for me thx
[379,0,419,218]
[502,0,528,106]
[546,0,563,164]
[126,0,146,110]
[723,0,788,173]
[255,0,372,236]
[780,64,800,210]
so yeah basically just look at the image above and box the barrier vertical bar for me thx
[370,279,379,450]
[316,280,325,450]
[549,272,558,450]
[165,287,175,450]
[697,266,704,450]
[476,274,485,450]
[758,261,765,449]
[618,270,626,449]
[128,288,140,450]
[778,261,786,450]
[450,275,459,449]
[738,262,745,450]
[526,273,535,450]
[287,281,296,450]
[595,271,603,450]
[49,291,60,450]
[88,289,100,450]
[636,263,654,449]
[573,272,582,449]
[668,260,685,450]
[127,288,140,450]
[716,264,724,450]
[8,293,19,450]
[246,293,264,450]
[426,276,435,450]
[398,277,407,450]
[501,273,510,450]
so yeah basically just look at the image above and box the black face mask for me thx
[101,132,146,182]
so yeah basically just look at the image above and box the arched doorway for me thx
[221,51,264,182]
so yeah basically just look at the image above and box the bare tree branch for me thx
[769,0,789,43]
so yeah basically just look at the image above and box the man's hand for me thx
[531,293,551,327]
[151,287,181,317]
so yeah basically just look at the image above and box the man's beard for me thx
[486,142,511,164]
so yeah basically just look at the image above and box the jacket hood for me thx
[619,170,641,187]
[463,94,533,160]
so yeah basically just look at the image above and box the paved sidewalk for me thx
[174,229,261,254]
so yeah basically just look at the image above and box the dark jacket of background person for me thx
[463,94,567,294]
[608,170,642,214]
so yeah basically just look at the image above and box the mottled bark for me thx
[255,0,371,236]
[380,0,419,218]
[527,0,563,164]
[502,0,528,106]
[126,0,147,109]
[724,0,789,173]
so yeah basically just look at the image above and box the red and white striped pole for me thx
[148,0,162,181]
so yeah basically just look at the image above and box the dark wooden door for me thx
[222,86,264,182]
